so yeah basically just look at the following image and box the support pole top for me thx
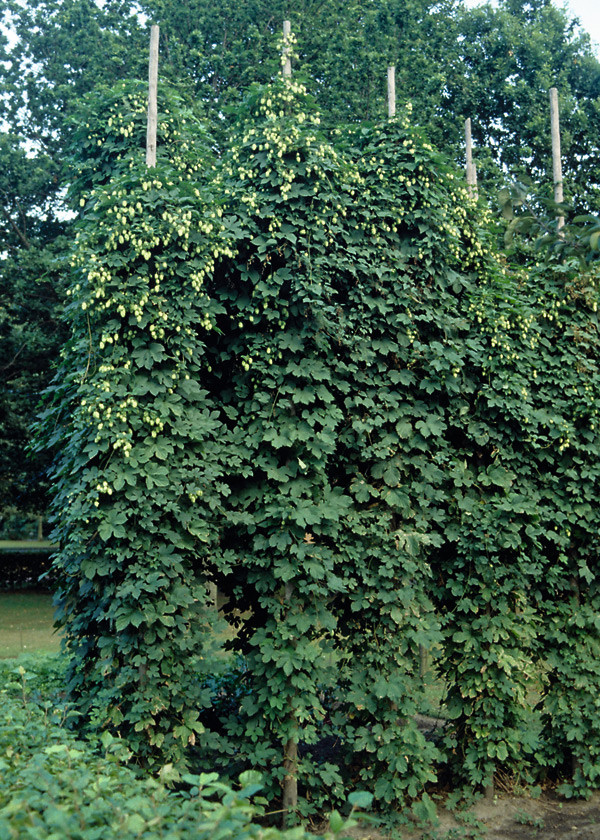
[146,25,159,168]
[387,66,396,119]
[549,86,565,231]
[282,20,292,79]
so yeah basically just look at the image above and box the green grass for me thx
[0,590,61,658]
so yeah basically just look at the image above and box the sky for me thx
[563,0,600,53]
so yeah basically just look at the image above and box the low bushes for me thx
[0,654,368,839]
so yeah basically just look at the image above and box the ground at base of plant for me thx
[329,792,600,840]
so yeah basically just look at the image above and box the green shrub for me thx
[0,655,368,839]
[37,79,232,768]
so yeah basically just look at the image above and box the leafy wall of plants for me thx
[40,72,600,819]
[38,80,234,765]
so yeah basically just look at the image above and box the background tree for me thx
[4,0,598,198]
[0,0,146,150]
[135,0,600,211]
[140,0,461,127]
[0,0,145,532]
[446,0,600,209]
[0,134,67,526]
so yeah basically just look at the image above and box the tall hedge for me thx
[40,72,600,818]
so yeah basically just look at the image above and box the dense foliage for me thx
[0,136,68,520]
[435,256,600,796]
[37,80,234,766]
[37,65,600,823]
[0,654,366,839]
[2,0,600,532]
[0,0,595,828]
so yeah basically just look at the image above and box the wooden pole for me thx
[549,87,565,231]
[282,734,298,819]
[387,66,396,118]
[282,20,292,79]
[146,25,159,168]
[465,118,478,198]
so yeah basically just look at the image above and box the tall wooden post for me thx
[282,20,292,79]
[139,23,159,695]
[387,66,396,118]
[146,25,159,167]
[549,87,565,231]
[465,118,478,198]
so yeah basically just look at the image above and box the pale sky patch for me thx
[563,0,600,54]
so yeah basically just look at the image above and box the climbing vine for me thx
[41,69,600,820]
[39,81,233,766]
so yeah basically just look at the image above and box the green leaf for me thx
[329,810,345,833]
[348,791,374,809]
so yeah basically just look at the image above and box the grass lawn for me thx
[0,590,61,658]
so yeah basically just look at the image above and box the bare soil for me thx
[344,792,600,840]
[466,793,600,840]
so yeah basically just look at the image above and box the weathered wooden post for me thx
[465,118,478,198]
[139,24,159,696]
[387,66,396,118]
[146,25,159,167]
[282,20,292,79]
[549,87,565,231]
